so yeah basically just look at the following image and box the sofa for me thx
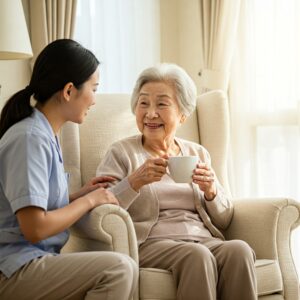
[60,91,300,300]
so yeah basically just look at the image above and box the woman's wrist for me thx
[78,194,95,211]
[204,187,217,201]
[128,174,142,191]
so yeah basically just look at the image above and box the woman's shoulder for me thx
[110,135,141,148]
[104,135,144,163]
[1,115,49,147]
[0,118,54,164]
[107,135,142,156]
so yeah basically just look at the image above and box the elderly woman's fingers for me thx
[153,157,168,167]
[129,157,168,191]
[193,174,214,182]
[197,162,210,169]
[193,175,217,200]
[89,176,116,185]
[194,168,214,179]
[145,158,168,174]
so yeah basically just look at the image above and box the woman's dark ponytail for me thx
[0,39,99,139]
[0,88,33,139]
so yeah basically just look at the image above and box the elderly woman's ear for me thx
[180,115,187,124]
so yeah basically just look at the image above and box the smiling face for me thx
[135,81,185,145]
[64,67,99,124]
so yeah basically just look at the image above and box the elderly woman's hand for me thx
[193,163,217,201]
[128,157,168,191]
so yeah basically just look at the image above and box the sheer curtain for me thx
[229,0,300,276]
[198,0,241,92]
[74,0,160,93]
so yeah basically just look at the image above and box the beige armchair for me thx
[60,91,300,300]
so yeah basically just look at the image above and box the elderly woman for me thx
[96,63,257,300]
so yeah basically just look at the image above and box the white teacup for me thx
[168,156,199,183]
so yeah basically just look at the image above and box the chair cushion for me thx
[139,268,176,300]
[139,259,282,299]
[256,259,282,296]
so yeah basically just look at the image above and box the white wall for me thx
[0,60,31,110]
[0,0,31,110]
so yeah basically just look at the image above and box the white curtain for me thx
[198,0,241,92]
[229,0,300,276]
[29,0,77,60]
[74,0,160,93]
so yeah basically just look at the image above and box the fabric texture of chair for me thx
[60,91,300,300]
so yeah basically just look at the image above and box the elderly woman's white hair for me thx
[131,63,197,117]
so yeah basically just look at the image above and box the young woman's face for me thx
[135,81,184,143]
[66,67,99,124]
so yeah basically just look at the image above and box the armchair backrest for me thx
[60,90,230,195]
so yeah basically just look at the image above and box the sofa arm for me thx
[62,204,139,264]
[225,197,300,300]
[225,197,300,258]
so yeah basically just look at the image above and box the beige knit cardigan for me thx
[96,135,233,245]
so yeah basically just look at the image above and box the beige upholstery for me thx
[60,91,300,300]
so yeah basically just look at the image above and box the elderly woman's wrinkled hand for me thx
[193,163,217,201]
[128,157,168,191]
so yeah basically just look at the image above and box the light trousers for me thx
[0,251,138,300]
[139,237,257,300]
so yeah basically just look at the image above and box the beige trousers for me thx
[0,251,138,300]
[139,237,257,300]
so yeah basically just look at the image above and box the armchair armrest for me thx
[63,204,140,300]
[225,197,300,258]
[63,204,139,264]
[225,197,300,299]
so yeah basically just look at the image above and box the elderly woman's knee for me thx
[223,240,255,261]
[180,242,216,265]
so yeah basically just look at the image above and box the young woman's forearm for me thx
[17,189,118,244]
[16,197,93,244]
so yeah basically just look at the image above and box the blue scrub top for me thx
[0,109,69,278]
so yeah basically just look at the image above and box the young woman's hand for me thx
[128,157,168,191]
[192,162,217,201]
[70,176,116,202]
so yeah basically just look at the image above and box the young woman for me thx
[0,39,138,300]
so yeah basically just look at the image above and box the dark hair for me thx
[0,39,99,139]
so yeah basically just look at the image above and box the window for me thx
[74,0,160,93]
[230,0,300,275]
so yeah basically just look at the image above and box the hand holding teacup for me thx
[192,162,217,201]
[128,157,168,191]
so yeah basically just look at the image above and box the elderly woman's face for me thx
[135,81,184,142]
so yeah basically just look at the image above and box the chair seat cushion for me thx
[256,259,282,296]
[139,259,282,299]
[139,268,176,300]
